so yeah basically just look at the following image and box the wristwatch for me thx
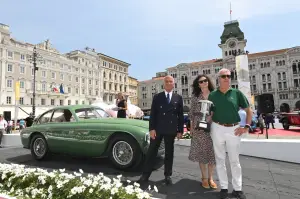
[244,124,251,129]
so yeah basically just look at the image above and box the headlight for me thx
[145,132,150,144]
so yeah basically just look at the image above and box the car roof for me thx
[49,105,100,112]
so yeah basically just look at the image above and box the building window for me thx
[19,97,24,105]
[20,65,25,74]
[82,101,85,104]
[59,100,63,105]
[52,72,56,79]
[7,51,13,58]
[96,90,98,96]
[7,64,13,72]
[60,73,64,80]
[41,99,46,105]
[20,54,25,61]
[6,79,12,88]
[6,96,12,104]
[51,99,55,105]
[31,98,33,105]
[68,75,72,81]
[76,88,79,94]
[42,71,46,78]
[75,100,78,105]
[68,87,71,93]
[89,79,92,85]
[89,90,92,95]
[42,83,46,92]
[68,100,71,105]
[20,81,25,89]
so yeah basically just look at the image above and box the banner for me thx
[15,81,20,101]
[235,55,253,109]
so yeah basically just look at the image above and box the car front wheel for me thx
[30,134,49,160]
[109,135,143,170]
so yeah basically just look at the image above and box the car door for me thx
[48,108,77,154]
[70,107,109,157]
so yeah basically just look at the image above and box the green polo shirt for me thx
[208,88,249,124]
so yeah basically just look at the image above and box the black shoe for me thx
[137,175,149,184]
[232,190,246,199]
[164,176,172,185]
[219,189,229,199]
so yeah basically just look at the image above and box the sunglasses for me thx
[219,75,231,79]
[198,79,208,84]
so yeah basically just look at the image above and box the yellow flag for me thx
[15,81,20,100]
[251,95,255,105]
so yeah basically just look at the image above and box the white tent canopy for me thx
[92,99,144,118]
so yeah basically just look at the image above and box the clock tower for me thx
[218,20,247,59]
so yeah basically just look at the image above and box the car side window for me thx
[51,109,75,123]
[38,111,54,124]
[75,108,99,119]
[96,109,110,118]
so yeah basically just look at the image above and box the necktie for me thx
[167,93,170,104]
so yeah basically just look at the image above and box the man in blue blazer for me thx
[138,75,184,185]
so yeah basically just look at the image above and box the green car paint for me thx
[20,105,161,158]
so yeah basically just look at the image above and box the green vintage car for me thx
[20,105,165,170]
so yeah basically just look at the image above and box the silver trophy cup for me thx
[196,100,213,132]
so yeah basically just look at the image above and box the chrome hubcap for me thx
[112,141,133,166]
[33,138,46,157]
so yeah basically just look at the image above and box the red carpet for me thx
[250,127,300,137]
[184,127,300,137]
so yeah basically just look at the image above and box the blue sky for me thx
[1,0,299,81]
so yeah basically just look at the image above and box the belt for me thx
[214,121,239,127]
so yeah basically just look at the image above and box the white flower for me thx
[154,185,158,192]
[0,163,154,199]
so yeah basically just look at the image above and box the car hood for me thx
[79,118,149,129]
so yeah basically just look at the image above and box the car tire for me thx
[109,135,143,170]
[282,120,290,130]
[30,134,49,160]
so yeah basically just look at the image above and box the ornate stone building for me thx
[140,20,300,112]
[0,23,131,119]
[128,76,138,105]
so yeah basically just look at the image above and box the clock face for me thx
[228,41,236,48]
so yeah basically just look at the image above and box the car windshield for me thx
[75,107,110,120]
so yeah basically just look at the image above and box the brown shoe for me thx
[209,179,217,189]
[201,178,210,189]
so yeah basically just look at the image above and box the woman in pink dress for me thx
[188,74,217,189]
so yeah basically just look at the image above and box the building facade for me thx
[140,20,300,112]
[128,76,138,105]
[138,75,165,114]
[0,23,131,119]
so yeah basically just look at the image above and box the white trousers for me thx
[211,122,242,191]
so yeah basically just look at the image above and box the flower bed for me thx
[0,163,158,199]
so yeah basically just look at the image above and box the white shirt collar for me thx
[164,90,173,98]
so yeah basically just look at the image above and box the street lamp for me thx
[28,46,43,118]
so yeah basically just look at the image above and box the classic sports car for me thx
[278,111,300,130]
[20,105,164,170]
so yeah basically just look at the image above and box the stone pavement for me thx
[0,146,299,199]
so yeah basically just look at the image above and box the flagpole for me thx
[230,2,232,21]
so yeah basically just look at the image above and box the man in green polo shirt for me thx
[208,68,252,199]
